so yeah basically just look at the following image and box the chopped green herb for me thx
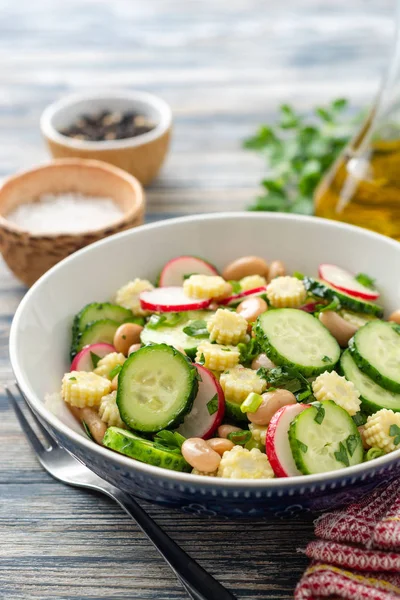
[260,366,310,394]
[244,99,359,214]
[221,348,231,352]
[198,353,205,365]
[319,296,341,313]
[346,434,359,457]
[238,338,260,366]
[183,273,198,280]
[69,376,77,381]
[109,364,123,380]
[355,273,376,290]
[182,320,209,339]
[153,430,186,454]
[240,392,263,414]
[147,313,183,330]
[206,394,219,415]
[314,403,325,424]
[293,271,304,280]
[322,355,331,363]
[365,447,386,461]
[334,442,350,467]
[389,424,400,446]
[227,430,252,446]
[90,352,101,369]
[352,411,367,427]
[229,280,242,294]
[82,421,93,440]
[297,440,308,453]
[297,389,313,402]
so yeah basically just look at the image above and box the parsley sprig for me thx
[244,99,359,214]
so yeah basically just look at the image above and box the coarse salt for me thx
[6,193,124,234]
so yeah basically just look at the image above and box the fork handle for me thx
[101,485,237,600]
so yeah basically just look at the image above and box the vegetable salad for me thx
[57,255,400,479]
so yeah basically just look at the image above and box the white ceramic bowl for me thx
[9,213,400,518]
[40,91,172,186]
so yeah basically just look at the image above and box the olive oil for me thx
[315,137,400,240]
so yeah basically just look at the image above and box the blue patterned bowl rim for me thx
[10,212,400,492]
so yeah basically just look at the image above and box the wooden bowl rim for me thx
[0,158,145,239]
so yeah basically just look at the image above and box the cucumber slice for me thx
[74,319,120,356]
[304,277,384,318]
[74,302,135,334]
[339,310,377,328]
[103,427,191,472]
[288,400,363,474]
[341,350,400,413]
[349,321,400,393]
[141,310,213,357]
[71,303,141,358]
[255,309,340,376]
[117,344,198,432]
[224,398,249,424]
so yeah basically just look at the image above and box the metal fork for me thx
[6,384,237,600]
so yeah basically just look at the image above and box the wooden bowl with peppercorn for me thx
[40,91,172,186]
[0,158,145,286]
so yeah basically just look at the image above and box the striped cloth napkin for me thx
[295,479,400,600]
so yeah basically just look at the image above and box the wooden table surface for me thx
[0,1,394,598]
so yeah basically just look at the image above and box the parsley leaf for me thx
[314,403,325,425]
[322,355,331,363]
[352,412,367,427]
[238,338,260,366]
[260,365,310,395]
[182,320,209,339]
[90,352,101,369]
[244,99,360,214]
[346,434,359,457]
[153,430,186,454]
[334,442,350,467]
[355,273,376,290]
[389,424,400,446]
[318,296,341,313]
[206,394,219,415]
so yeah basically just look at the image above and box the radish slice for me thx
[70,343,116,371]
[319,264,379,301]
[140,287,211,313]
[219,286,267,306]
[159,256,218,287]
[266,403,311,477]
[176,364,225,439]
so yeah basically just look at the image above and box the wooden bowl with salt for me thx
[0,158,145,286]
